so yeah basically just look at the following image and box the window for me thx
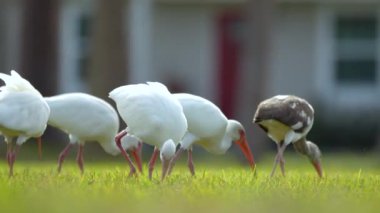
[334,16,377,84]
[78,13,91,81]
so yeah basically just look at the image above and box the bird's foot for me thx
[128,167,137,177]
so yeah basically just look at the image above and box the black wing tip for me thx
[253,118,261,123]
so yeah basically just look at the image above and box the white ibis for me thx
[0,70,50,176]
[44,93,142,174]
[253,95,322,177]
[109,82,187,180]
[167,93,256,176]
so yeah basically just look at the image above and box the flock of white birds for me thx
[0,70,322,179]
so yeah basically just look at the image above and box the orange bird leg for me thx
[167,147,185,175]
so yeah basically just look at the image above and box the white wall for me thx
[0,0,22,72]
[269,4,317,99]
[314,4,380,114]
[270,3,380,117]
[153,4,218,101]
[58,3,84,92]
[128,0,155,83]
[58,0,96,93]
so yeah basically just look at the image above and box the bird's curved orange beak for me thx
[131,142,143,173]
[235,131,256,170]
[37,137,42,160]
[312,160,323,178]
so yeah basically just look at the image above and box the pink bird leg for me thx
[76,144,84,175]
[187,149,195,176]
[148,147,159,180]
[115,130,137,177]
[57,143,73,173]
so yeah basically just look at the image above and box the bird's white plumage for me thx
[120,134,141,152]
[45,93,132,155]
[160,139,176,161]
[174,93,240,154]
[0,70,50,144]
[109,82,187,149]
[0,71,36,92]
[274,95,289,100]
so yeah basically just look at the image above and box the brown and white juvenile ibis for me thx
[253,95,322,177]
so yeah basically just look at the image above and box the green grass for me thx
[0,153,379,213]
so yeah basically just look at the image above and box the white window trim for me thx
[314,4,380,110]
[58,0,96,93]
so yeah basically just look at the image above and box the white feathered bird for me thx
[109,82,187,180]
[44,93,142,174]
[0,70,50,176]
[167,93,256,176]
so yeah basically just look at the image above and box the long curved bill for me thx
[235,132,256,170]
[312,160,323,178]
[161,157,171,181]
[37,137,42,160]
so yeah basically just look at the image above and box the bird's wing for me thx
[253,95,314,133]
[0,91,49,136]
[174,93,227,139]
[45,93,119,140]
[110,83,187,146]
[0,70,36,92]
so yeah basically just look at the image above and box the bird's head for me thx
[306,141,323,178]
[120,134,140,151]
[100,135,140,156]
[160,139,176,161]
[160,139,176,181]
[227,120,256,170]
[120,135,143,173]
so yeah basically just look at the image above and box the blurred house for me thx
[0,0,379,150]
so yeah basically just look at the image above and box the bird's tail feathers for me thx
[0,70,35,92]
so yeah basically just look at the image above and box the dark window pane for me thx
[336,16,377,39]
[335,60,376,84]
[78,57,88,80]
[79,15,91,37]
[77,14,92,82]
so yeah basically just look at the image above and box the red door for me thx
[217,13,243,118]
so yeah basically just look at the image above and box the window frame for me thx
[334,13,378,86]
[314,5,380,109]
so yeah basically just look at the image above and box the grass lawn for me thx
[0,153,379,213]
